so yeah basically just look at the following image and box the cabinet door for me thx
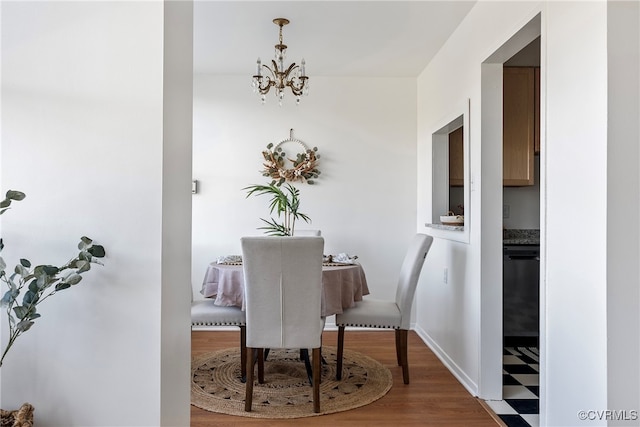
[534,67,540,154]
[503,67,534,186]
[449,127,463,187]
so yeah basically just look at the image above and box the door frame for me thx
[478,12,545,417]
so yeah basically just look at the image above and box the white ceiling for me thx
[193,1,476,77]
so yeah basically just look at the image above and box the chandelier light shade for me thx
[252,18,309,105]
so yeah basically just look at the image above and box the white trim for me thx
[414,324,479,397]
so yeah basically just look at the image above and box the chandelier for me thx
[252,18,309,105]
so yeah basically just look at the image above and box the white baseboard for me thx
[413,324,479,397]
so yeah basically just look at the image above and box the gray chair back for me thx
[293,229,322,236]
[241,236,324,349]
[395,234,434,329]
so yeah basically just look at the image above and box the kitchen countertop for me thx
[426,223,464,232]
[503,229,540,245]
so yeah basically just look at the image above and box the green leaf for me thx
[14,264,29,277]
[6,190,26,201]
[0,256,6,271]
[22,290,38,306]
[36,274,48,289]
[66,273,82,285]
[16,320,34,332]
[79,236,92,250]
[0,200,10,209]
[55,282,71,291]
[257,218,289,236]
[20,259,31,268]
[267,143,273,149]
[42,265,59,276]
[88,245,106,258]
[76,260,90,273]
[13,306,29,320]
[1,290,14,305]
[28,279,39,293]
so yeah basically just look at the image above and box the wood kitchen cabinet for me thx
[449,126,463,187]
[534,67,540,154]
[503,66,538,186]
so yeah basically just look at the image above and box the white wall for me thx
[0,2,191,426]
[161,1,193,425]
[416,1,638,425]
[544,2,609,424]
[607,1,640,424]
[416,0,542,398]
[503,156,540,229]
[191,75,419,318]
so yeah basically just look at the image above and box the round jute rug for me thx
[191,346,392,418]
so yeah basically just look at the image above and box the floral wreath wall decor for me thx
[261,129,320,185]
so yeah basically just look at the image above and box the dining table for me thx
[201,261,369,317]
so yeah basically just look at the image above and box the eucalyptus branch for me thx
[0,190,106,368]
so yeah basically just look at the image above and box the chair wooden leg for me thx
[244,347,254,412]
[395,329,402,366]
[397,329,410,384]
[240,326,247,382]
[257,348,265,384]
[312,347,321,413]
[336,326,345,380]
[301,349,313,385]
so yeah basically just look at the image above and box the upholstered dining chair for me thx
[335,233,434,384]
[191,292,247,380]
[241,236,324,413]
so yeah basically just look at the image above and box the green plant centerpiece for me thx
[0,190,106,368]
[243,183,311,236]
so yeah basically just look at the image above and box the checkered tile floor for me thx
[484,347,539,427]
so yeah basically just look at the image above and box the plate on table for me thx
[216,255,242,265]
[323,253,358,266]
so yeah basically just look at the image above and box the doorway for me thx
[498,37,542,427]
[502,38,541,348]
[478,12,544,424]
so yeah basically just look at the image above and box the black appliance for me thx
[503,244,540,346]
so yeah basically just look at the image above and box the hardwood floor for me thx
[191,329,499,426]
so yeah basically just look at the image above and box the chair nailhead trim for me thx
[191,322,245,326]
[337,323,397,329]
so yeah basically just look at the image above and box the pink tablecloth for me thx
[201,262,369,317]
